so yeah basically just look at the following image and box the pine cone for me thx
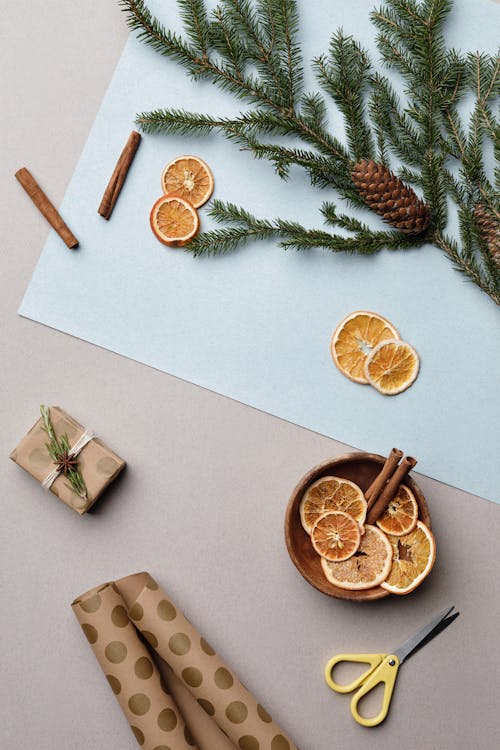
[351,159,430,235]
[474,203,500,267]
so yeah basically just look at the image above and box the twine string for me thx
[41,430,96,491]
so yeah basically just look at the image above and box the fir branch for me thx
[123,0,500,306]
[40,405,88,499]
[221,0,291,105]
[422,152,447,230]
[434,231,500,305]
[444,50,499,225]
[439,49,467,108]
[300,92,328,132]
[187,199,423,256]
[371,3,418,79]
[210,6,247,78]
[397,166,424,189]
[134,107,356,199]
[179,0,212,57]
[136,108,294,137]
[314,31,374,160]
[238,139,359,200]
[369,74,423,166]
[136,108,230,135]
[123,0,351,163]
[119,0,201,71]
[468,50,500,105]
[267,0,304,108]
[320,202,367,231]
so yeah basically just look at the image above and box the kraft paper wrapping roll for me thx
[159,663,236,750]
[116,573,298,750]
[73,574,298,750]
[72,581,197,750]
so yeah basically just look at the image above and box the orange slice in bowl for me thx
[310,511,361,562]
[364,339,419,395]
[150,195,199,247]
[376,484,418,536]
[161,155,214,208]
[331,311,399,384]
[381,521,436,595]
[299,476,367,534]
[321,525,392,590]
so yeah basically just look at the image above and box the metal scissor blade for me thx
[408,611,460,659]
[393,606,458,664]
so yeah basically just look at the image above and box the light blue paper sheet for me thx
[20,0,500,502]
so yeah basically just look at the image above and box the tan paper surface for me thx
[158,663,236,750]
[73,573,298,750]
[10,406,125,513]
[72,581,196,750]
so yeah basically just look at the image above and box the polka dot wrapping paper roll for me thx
[72,582,195,749]
[72,573,299,750]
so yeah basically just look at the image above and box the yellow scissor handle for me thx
[325,653,386,694]
[350,654,400,728]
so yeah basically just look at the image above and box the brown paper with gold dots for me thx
[115,572,298,750]
[73,574,298,750]
[72,581,197,750]
[10,406,125,514]
[159,663,236,750]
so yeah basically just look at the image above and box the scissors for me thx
[325,605,459,727]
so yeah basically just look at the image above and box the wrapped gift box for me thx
[10,406,125,514]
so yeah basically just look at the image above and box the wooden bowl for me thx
[284,452,431,601]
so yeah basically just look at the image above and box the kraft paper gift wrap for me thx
[72,572,298,750]
[72,581,194,749]
[161,663,236,750]
[10,406,125,514]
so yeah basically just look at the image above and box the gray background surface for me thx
[1,2,499,749]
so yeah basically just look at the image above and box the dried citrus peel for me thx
[310,511,361,562]
[150,195,199,247]
[376,484,418,536]
[331,311,400,384]
[364,339,420,395]
[381,521,436,594]
[299,476,367,534]
[321,525,393,590]
[161,155,214,208]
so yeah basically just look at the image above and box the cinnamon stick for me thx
[15,168,78,249]
[366,455,417,525]
[365,448,403,508]
[98,130,141,220]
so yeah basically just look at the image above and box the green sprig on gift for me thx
[40,405,88,499]
[120,0,500,306]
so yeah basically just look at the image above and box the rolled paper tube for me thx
[159,663,236,750]
[365,448,404,507]
[72,582,198,750]
[115,573,299,750]
[15,167,78,248]
[366,456,418,524]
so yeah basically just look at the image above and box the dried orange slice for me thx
[364,339,419,395]
[299,476,366,534]
[331,311,399,384]
[161,155,214,208]
[381,521,436,595]
[310,511,361,562]
[321,525,392,590]
[150,195,199,247]
[376,484,418,536]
